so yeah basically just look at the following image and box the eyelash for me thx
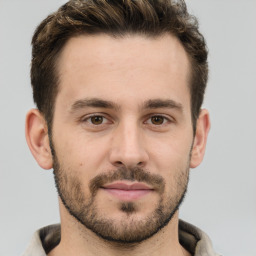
[145,115,172,126]
[81,114,111,125]
[80,113,174,128]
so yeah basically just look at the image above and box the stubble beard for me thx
[51,147,190,244]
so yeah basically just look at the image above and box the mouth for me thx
[101,182,154,201]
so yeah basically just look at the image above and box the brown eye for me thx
[151,116,164,125]
[90,116,104,125]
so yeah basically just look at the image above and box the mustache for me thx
[89,166,165,196]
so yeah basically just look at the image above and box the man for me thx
[23,0,217,255]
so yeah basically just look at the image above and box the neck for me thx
[48,202,190,256]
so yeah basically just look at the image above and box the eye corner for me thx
[78,112,114,130]
[142,114,176,132]
[145,114,173,125]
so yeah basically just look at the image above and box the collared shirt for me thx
[22,220,219,256]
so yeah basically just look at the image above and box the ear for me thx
[25,109,53,170]
[190,109,211,168]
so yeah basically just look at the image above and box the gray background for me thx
[0,0,256,255]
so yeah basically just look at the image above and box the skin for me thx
[26,34,210,256]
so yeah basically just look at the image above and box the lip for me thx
[103,182,152,190]
[101,182,153,201]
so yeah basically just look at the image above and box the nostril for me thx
[115,161,123,166]
[113,161,144,168]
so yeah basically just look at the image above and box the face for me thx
[51,34,193,243]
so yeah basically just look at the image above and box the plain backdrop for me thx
[0,0,256,255]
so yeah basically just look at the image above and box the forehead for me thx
[56,33,191,110]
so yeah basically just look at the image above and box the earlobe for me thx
[190,109,211,168]
[25,109,53,170]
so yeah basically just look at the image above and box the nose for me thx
[109,122,149,168]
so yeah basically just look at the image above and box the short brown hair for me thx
[31,0,208,133]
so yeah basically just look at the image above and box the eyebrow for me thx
[70,98,120,113]
[142,99,183,112]
[70,97,183,113]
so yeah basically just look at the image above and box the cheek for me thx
[147,135,191,197]
[150,135,192,172]
[53,130,110,179]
